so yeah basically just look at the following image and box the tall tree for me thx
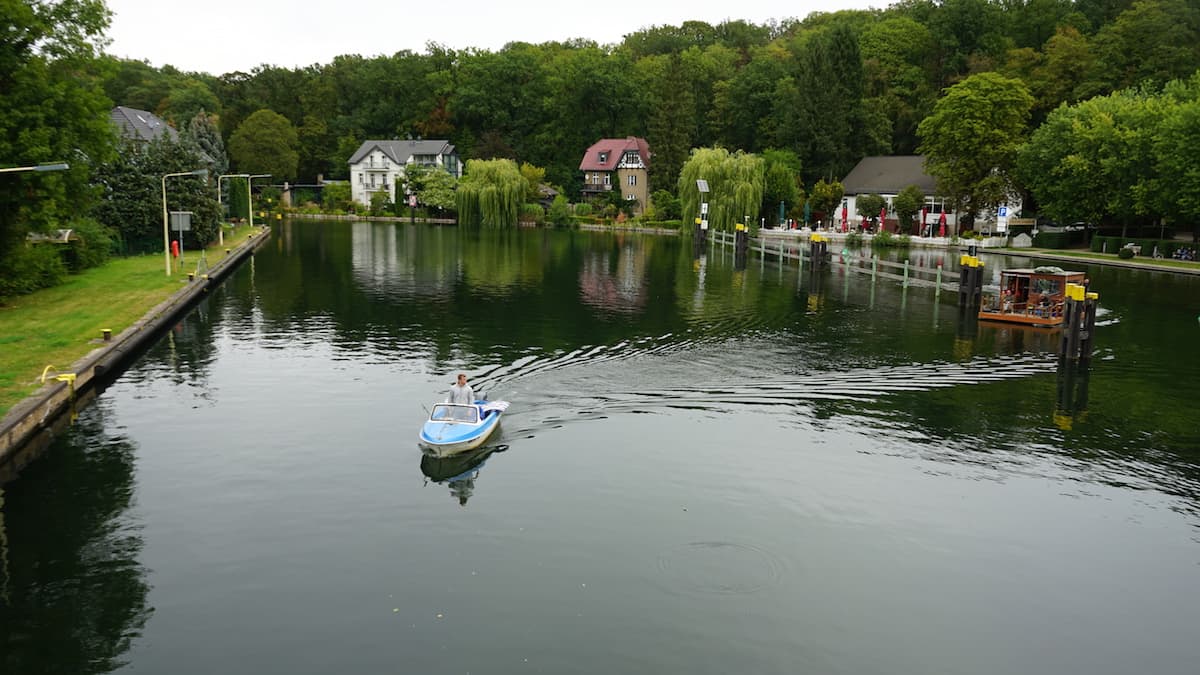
[1,0,116,277]
[228,109,300,179]
[918,72,1034,229]
[678,147,765,233]
[183,111,228,176]
[455,159,526,227]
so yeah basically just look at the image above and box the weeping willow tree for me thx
[455,159,528,228]
[678,148,765,234]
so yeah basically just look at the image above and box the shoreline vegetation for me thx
[0,225,259,417]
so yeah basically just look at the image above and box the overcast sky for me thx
[103,0,882,75]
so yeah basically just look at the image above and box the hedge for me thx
[1091,235,1186,256]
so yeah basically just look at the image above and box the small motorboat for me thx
[418,400,509,457]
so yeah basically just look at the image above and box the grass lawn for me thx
[1018,248,1200,271]
[0,225,260,417]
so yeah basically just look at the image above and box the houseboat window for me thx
[1033,278,1062,295]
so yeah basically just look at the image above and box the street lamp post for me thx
[0,162,69,174]
[217,173,250,245]
[162,169,208,276]
[247,174,271,229]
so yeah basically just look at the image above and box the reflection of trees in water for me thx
[126,294,222,398]
[350,222,461,299]
[0,403,151,673]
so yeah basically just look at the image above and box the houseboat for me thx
[979,266,1087,327]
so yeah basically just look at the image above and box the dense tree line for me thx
[98,0,1200,195]
[8,0,1200,299]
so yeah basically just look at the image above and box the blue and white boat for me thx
[418,400,509,457]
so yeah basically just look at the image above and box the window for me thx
[628,174,637,186]
[623,151,640,165]
[358,174,364,185]
[604,173,611,186]
[598,151,609,164]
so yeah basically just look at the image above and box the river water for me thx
[2,221,1199,674]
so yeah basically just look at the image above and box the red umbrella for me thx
[841,205,848,232]
[938,211,947,238]
[919,207,927,235]
[880,206,888,233]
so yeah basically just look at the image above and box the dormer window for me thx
[623,151,640,165]
[598,151,609,164]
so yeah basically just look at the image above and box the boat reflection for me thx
[420,444,508,506]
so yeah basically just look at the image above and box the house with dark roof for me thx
[579,137,651,215]
[842,156,1020,235]
[348,140,462,206]
[110,106,178,144]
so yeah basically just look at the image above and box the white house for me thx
[841,155,1020,235]
[348,140,462,206]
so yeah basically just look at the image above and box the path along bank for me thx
[0,226,273,477]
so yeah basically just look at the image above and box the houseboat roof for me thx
[1001,267,1084,277]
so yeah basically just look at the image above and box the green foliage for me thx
[574,203,593,217]
[893,185,925,233]
[1117,246,1136,259]
[228,109,300,179]
[760,149,801,225]
[455,159,527,228]
[845,231,864,248]
[651,190,682,220]
[520,203,545,224]
[678,147,765,234]
[369,190,391,216]
[547,195,573,226]
[163,79,220,128]
[321,182,351,212]
[872,229,910,248]
[225,177,249,220]
[403,164,458,214]
[0,245,67,299]
[92,137,220,252]
[183,111,229,176]
[519,162,546,203]
[918,72,1034,224]
[1,0,115,276]
[857,193,886,219]
[1092,235,1183,255]
[64,218,114,271]
[810,179,845,227]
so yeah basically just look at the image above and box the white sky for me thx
[103,0,881,75]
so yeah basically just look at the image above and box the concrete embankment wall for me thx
[0,228,274,476]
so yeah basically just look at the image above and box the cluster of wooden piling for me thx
[1060,283,1099,362]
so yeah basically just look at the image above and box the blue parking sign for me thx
[998,206,1008,217]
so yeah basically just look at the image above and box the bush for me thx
[873,230,896,247]
[547,195,572,226]
[1091,235,1180,256]
[368,191,391,216]
[574,202,593,217]
[64,219,114,271]
[0,244,68,299]
[845,232,863,247]
[1117,247,1135,259]
[520,203,545,224]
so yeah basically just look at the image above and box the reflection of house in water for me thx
[350,223,459,298]
[578,243,649,314]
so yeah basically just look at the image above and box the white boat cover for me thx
[480,400,510,413]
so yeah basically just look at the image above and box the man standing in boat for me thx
[447,373,474,405]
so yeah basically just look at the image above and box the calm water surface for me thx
[2,221,1199,674]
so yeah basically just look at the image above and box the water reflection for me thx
[0,404,151,673]
[420,444,507,506]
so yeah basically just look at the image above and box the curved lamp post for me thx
[247,174,271,228]
[162,169,208,275]
[0,162,69,174]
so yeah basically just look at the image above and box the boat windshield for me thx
[430,404,479,423]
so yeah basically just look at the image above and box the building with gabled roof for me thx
[579,137,651,215]
[110,106,178,144]
[348,139,462,206]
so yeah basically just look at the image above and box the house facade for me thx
[841,155,1020,235]
[348,140,462,206]
[578,137,651,215]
